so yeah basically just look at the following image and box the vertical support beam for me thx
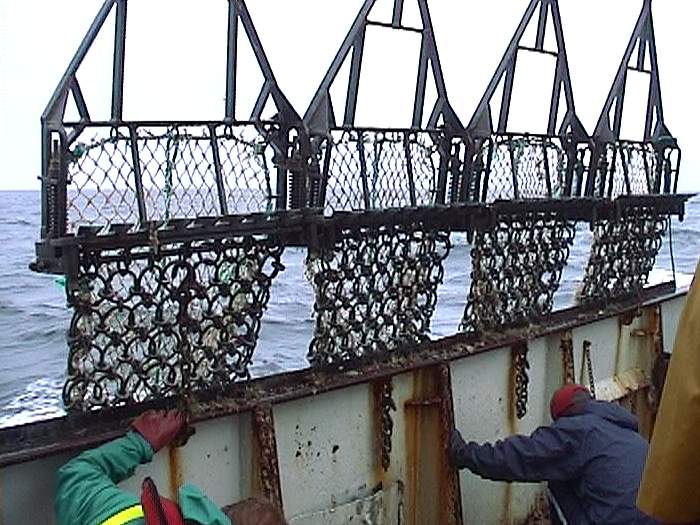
[413,36,429,128]
[318,136,333,209]
[497,60,516,133]
[535,0,548,50]
[225,0,239,120]
[392,0,405,27]
[481,140,495,202]
[542,141,553,197]
[128,126,147,226]
[548,70,562,135]
[606,145,618,198]
[404,133,417,206]
[358,131,371,209]
[344,31,366,126]
[435,135,451,205]
[404,365,463,525]
[252,405,284,513]
[620,146,632,194]
[209,125,229,215]
[507,137,520,199]
[111,0,127,120]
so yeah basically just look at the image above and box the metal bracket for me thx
[592,0,674,144]
[303,0,463,135]
[467,0,588,142]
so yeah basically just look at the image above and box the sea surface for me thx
[0,190,698,427]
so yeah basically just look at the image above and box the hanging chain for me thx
[377,378,397,471]
[580,340,596,399]
[580,207,667,304]
[560,334,576,385]
[512,343,530,420]
[253,406,283,511]
[305,223,450,365]
[63,236,285,411]
[462,213,575,333]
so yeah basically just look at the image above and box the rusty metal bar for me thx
[111,0,127,120]
[436,364,464,525]
[252,405,283,512]
[128,126,147,225]
[209,125,229,215]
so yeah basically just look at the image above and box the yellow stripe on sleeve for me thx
[100,504,145,525]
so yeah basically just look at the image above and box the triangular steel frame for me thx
[42,0,300,131]
[592,0,673,143]
[303,0,463,134]
[466,0,587,141]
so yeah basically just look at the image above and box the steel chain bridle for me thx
[580,207,667,304]
[462,213,576,333]
[512,343,530,420]
[252,407,282,509]
[63,236,285,411]
[378,378,396,471]
[560,334,576,385]
[305,223,450,365]
[581,340,596,399]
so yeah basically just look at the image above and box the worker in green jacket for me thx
[55,409,287,525]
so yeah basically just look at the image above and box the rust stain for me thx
[252,405,284,512]
[168,445,183,500]
[405,366,463,525]
[508,349,518,436]
[514,492,551,525]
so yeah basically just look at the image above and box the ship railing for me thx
[586,139,682,198]
[308,127,471,213]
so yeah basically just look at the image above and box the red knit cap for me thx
[550,384,591,420]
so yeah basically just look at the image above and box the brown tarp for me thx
[638,260,700,523]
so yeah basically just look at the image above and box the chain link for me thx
[560,334,575,385]
[305,224,450,365]
[580,207,667,304]
[377,379,396,471]
[462,213,576,333]
[63,236,285,411]
[580,340,596,399]
[253,406,283,510]
[512,343,530,420]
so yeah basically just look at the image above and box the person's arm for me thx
[450,423,585,483]
[55,410,185,525]
[55,431,153,525]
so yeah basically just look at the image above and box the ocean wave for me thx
[0,378,65,428]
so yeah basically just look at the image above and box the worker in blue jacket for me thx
[449,384,659,525]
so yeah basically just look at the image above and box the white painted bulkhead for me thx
[0,293,688,525]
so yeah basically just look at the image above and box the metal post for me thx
[225,0,239,121]
[111,0,127,120]
[209,126,229,215]
[404,133,417,206]
[358,132,371,210]
[128,126,148,225]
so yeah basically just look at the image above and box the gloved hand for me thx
[132,409,185,452]
[448,428,468,469]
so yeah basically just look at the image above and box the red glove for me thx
[132,409,185,452]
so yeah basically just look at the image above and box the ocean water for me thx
[0,190,698,427]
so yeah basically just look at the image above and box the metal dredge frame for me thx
[29,0,691,412]
[36,0,310,273]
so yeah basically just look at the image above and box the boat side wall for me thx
[0,292,687,525]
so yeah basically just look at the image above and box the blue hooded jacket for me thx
[452,400,659,524]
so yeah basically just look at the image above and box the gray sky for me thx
[0,0,698,191]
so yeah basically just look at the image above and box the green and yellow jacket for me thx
[55,431,231,525]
